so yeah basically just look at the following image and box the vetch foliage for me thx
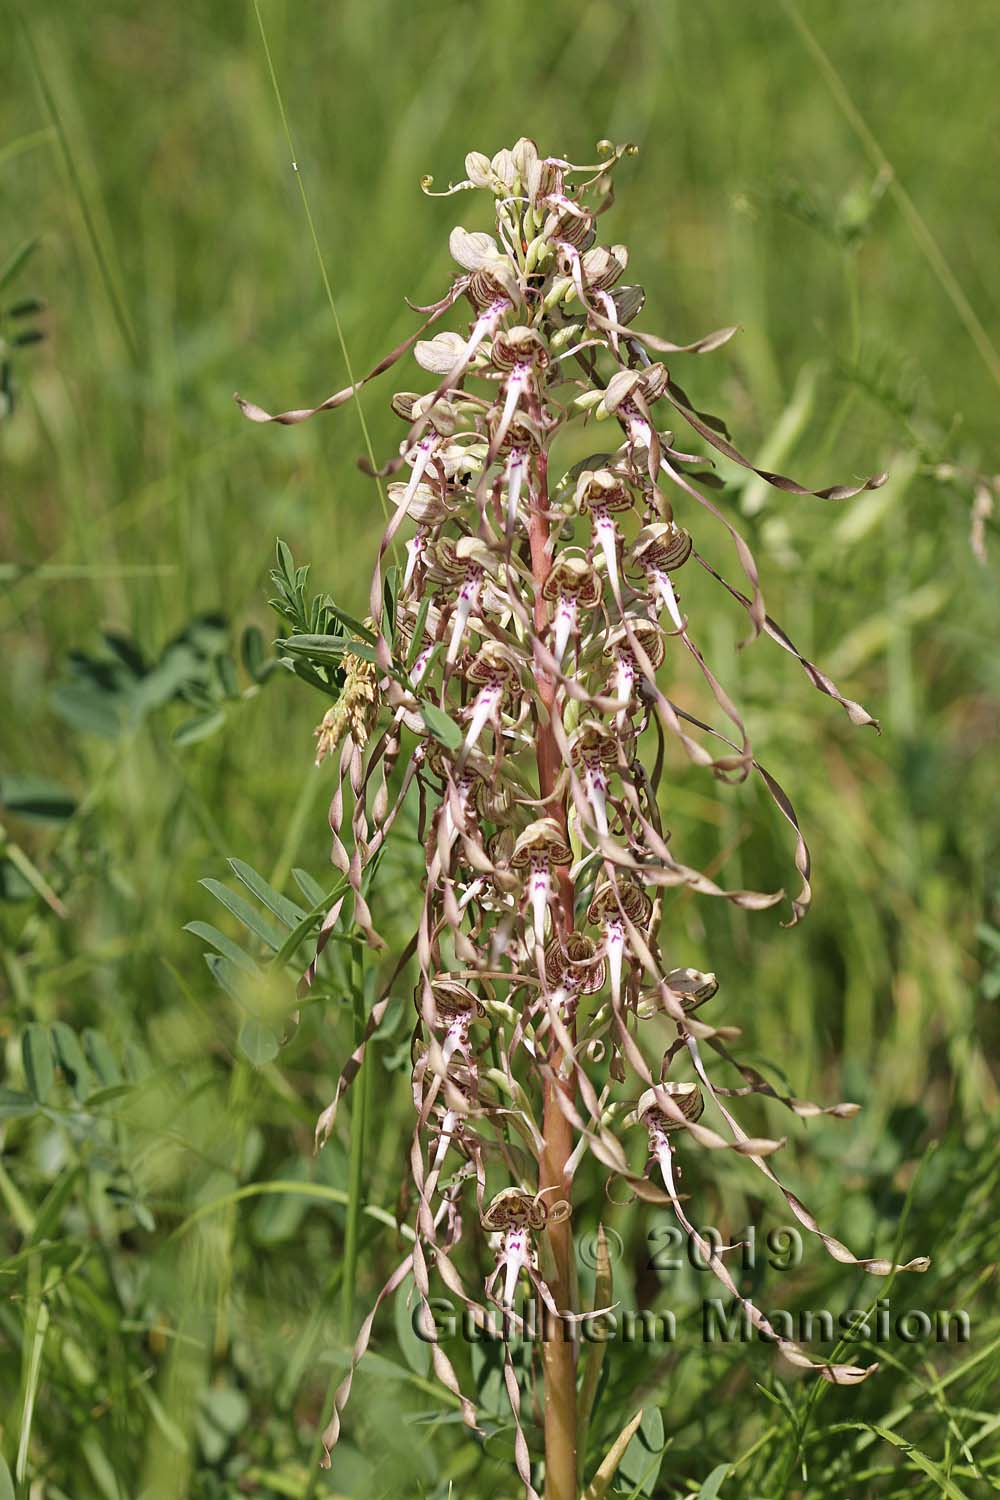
[0,236,44,423]
[239,139,929,1498]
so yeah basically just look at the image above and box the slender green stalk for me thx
[269,769,323,893]
[249,0,392,536]
[577,1225,613,1485]
[0,125,54,169]
[0,1159,35,1238]
[340,943,369,1334]
[18,15,138,361]
[780,0,1000,392]
[212,1060,251,1358]
[0,838,67,919]
[300,943,370,1500]
[17,1257,51,1489]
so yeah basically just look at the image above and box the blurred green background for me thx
[2,1,998,1496]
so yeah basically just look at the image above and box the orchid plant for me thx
[239,139,928,1500]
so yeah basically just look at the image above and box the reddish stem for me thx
[529,449,578,1500]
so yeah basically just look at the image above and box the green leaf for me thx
[291,867,328,906]
[251,1160,311,1244]
[50,1022,94,1100]
[83,1029,123,1088]
[281,657,340,697]
[22,1023,54,1103]
[275,538,292,573]
[420,702,463,751]
[228,859,306,928]
[124,1041,153,1083]
[0,237,38,294]
[976,922,1000,953]
[31,1167,81,1244]
[0,1086,37,1120]
[84,1084,135,1107]
[828,581,949,677]
[172,710,226,747]
[617,1406,665,1496]
[0,1452,15,1500]
[754,1382,790,1414]
[271,898,339,970]
[238,1019,280,1066]
[105,1187,155,1234]
[240,624,268,681]
[170,1180,351,1243]
[323,603,377,644]
[216,652,239,700]
[202,1385,250,1436]
[204,954,248,1005]
[8,297,45,321]
[0,857,34,903]
[405,597,432,667]
[199,879,284,950]
[382,565,398,638]
[282,633,348,664]
[394,1276,431,1377]
[49,681,122,738]
[578,1223,614,1456]
[341,638,380,665]
[1,775,77,823]
[197,1384,250,1463]
[184,921,263,977]
[839,1424,969,1500]
[700,1464,733,1500]
[583,1409,645,1500]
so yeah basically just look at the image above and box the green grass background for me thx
[1,1,998,1496]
